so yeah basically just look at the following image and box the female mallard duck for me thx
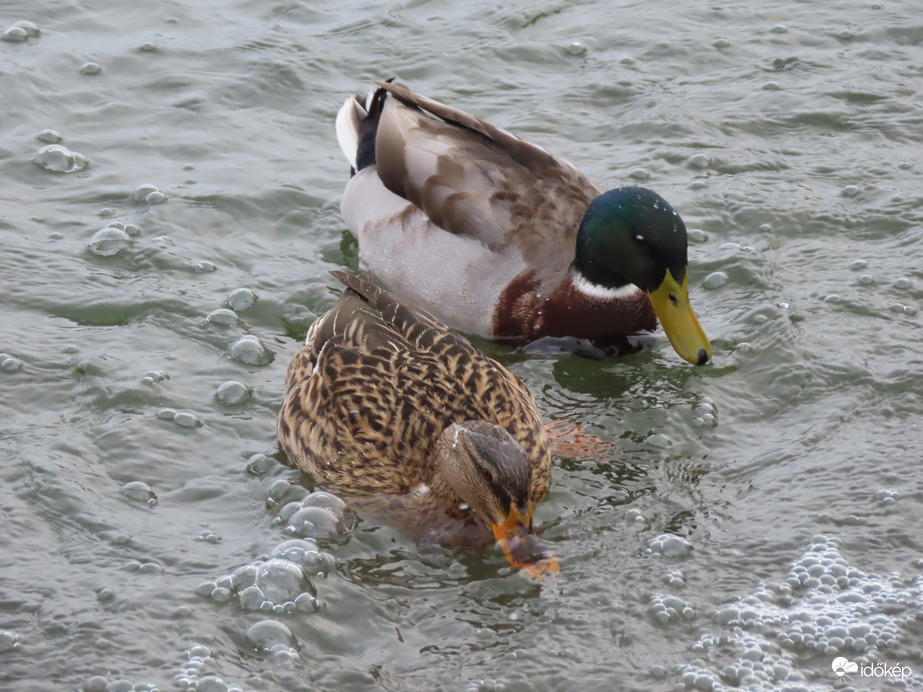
[278,270,558,578]
[335,81,712,365]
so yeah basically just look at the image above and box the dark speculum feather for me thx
[355,87,389,171]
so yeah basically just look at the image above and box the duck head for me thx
[435,421,558,578]
[574,187,712,365]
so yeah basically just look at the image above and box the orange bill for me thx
[491,501,560,579]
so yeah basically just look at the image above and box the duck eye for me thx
[669,293,679,306]
[480,466,496,486]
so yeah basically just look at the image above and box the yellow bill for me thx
[648,270,712,365]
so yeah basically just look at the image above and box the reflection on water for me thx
[1,0,922,690]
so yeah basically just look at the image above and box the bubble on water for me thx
[80,62,102,75]
[245,620,296,653]
[302,491,348,515]
[87,227,132,257]
[688,228,708,243]
[770,24,788,33]
[194,676,228,692]
[664,570,686,587]
[34,144,89,173]
[82,675,108,692]
[842,184,860,197]
[37,129,61,143]
[713,38,731,49]
[230,335,272,365]
[215,380,251,405]
[893,277,912,290]
[131,184,162,202]
[156,408,177,420]
[140,370,168,385]
[837,28,854,39]
[1,356,23,372]
[849,259,867,270]
[703,272,727,289]
[121,481,157,505]
[565,41,587,56]
[649,593,696,625]
[0,630,21,652]
[858,274,875,286]
[889,303,905,314]
[873,488,899,505]
[2,26,29,42]
[96,587,114,603]
[284,506,346,542]
[270,538,332,575]
[646,433,671,449]
[274,491,352,544]
[3,21,39,42]
[195,581,217,597]
[226,287,257,312]
[245,453,273,476]
[646,533,693,558]
[266,479,309,510]
[171,643,245,692]
[123,223,141,236]
[204,308,238,327]
[205,536,333,612]
[139,41,156,52]
[193,260,215,272]
[682,535,921,689]
[762,81,781,91]
[630,168,650,181]
[172,411,202,428]
[686,153,710,170]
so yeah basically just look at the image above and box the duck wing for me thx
[279,271,550,497]
[370,81,599,262]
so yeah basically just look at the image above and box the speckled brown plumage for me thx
[277,270,551,508]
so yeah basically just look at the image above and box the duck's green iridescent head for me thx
[575,187,712,365]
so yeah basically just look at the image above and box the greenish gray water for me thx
[2,1,922,690]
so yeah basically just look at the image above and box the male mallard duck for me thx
[335,81,712,365]
[278,270,558,578]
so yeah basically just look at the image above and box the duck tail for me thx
[335,81,393,174]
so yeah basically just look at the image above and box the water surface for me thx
[2,1,922,690]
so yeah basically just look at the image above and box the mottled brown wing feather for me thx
[278,271,551,501]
